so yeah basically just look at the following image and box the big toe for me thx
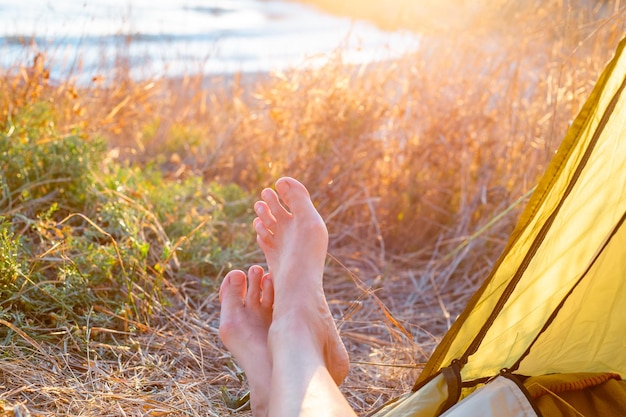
[219,270,248,343]
[274,177,316,216]
[219,270,247,312]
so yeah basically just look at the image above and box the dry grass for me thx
[0,0,624,415]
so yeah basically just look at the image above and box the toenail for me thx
[228,272,245,286]
[276,179,291,193]
[262,275,271,288]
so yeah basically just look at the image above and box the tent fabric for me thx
[524,373,622,398]
[367,35,626,417]
[524,373,626,416]
[417,35,626,385]
[441,376,539,417]
[368,373,451,417]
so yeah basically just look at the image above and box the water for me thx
[0,0,420,82]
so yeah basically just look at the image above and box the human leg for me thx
[219,266,274,417]
[268,319,356,417]
[254,177,356,416]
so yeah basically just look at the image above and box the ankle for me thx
[268,314,311,341]
[268,315,325,358]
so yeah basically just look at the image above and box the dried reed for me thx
[0,1,624,415]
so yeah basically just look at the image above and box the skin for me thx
[219,266,274,416]
[219,177,356,417]
[253,177,350,386]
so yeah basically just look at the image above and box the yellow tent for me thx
[370,36,626,417]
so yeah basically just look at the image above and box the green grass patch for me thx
[0,101,255,341]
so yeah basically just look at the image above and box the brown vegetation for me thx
[0,0,624,415]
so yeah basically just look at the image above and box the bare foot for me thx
[253,177,350,385]
[219,266,274,417]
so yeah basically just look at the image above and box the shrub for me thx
[0,101,255,339]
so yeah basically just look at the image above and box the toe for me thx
[219,270,248,343]
[274,177,316,216]
[246,265,264,306]
[219,270,247,308]
[254,201,277,229]
[261,274,274,308]
[254,218,274,244]
[261,187,290,220]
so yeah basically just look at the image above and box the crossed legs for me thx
[219,177,356,417]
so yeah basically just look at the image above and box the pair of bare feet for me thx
[218,177,355,417]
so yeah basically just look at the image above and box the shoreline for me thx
[0,0,421,87]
